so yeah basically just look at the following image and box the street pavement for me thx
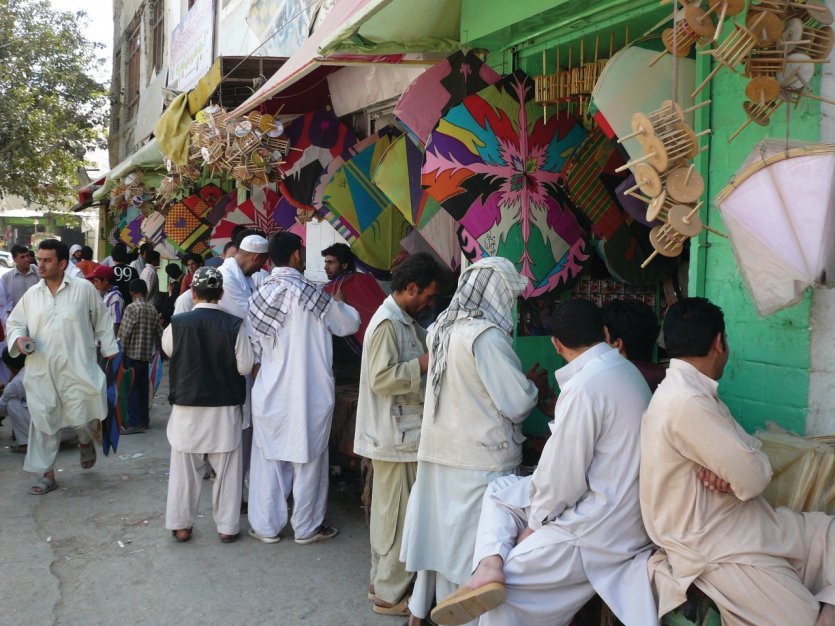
[0,374,400,626]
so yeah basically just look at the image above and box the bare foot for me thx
[464,555,505,590]
[407,616,423,626]
[817,603,835,626]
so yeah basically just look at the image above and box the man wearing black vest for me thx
[162,267,254,543]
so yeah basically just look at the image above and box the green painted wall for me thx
[462,1,819,434]
[694,48,818,435]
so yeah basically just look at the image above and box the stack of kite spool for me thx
[189,105,291,187]
[613,99,726,267]
[677,0,835,142]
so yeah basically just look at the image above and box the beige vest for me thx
[418,319,527,472]
[354,296,427,462]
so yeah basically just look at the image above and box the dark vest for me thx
[168,308,246,407]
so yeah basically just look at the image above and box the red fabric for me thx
[76,260,99,276]
[324,272,386,347]
[180,273,194,295]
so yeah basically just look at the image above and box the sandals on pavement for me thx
[80,443,96,469]
[29,476,58,495]
[431,582,506,625]
[219,532,241,543]
[171,528,192,542]
[294,524,338,545]
[373,595,411,616]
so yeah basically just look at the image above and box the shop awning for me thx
[92,139,166,202]
[231,0,460,116]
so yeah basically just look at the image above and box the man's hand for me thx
[515,526,535,546]
[698,467,735,495]
[417,353,429,374]
[15,336,33,355]
[525,363,549,392]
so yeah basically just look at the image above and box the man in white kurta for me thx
[433,299,657,626]
[247,232,359,544]
[163,267,254,542]
[641,298,835,626]
[217,234,269,505]
[401,258,545,626]
[6,239,118,494]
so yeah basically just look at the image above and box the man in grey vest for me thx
[355,253,443,616]
[163,267,254,543]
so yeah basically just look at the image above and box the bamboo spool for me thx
[728,97,785,142]
[745,48,787,77]
[247,110,264,129]
[651,6,717,66]
[624,163,664,198]
[693,14,765,98]
[615,135,670,173]
[778,53,821,89]
[644,124,705,162]
[747,76,782,102]
[746,9,786,46]
[797,24,834,59]
[781,17,806,51]
[703,0,747,40]
[645,190,679,222]
[797,2,834,27]
[667,164,706,203]
[749,0,789,17]
[642,203,705,267]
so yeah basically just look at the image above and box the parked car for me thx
[0,250,12,268]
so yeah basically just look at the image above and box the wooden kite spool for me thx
[534,74,560,105]
[642,203,705,267]
[615,135,670,173]
[798,25,834,59]
[778,53,821,89]
[750,0,789,16]
[746,76,782,103]
[797,2,834,27]
[666,164,706,203]
[746,8,786,46]
[649,125,705,162]
[745,48,787,77]
[651,6,716,66]
[693,15,765,98]
[702,0,747,40]
[728,97,785,142]
[624,163,664,198]
[645,190,679,222]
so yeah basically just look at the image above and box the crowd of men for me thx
[0,234,833,626]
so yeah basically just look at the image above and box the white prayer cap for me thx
[69,244,82,256]
[239,234,268,254]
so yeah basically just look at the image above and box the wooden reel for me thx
[728,97,785,142]
[749,0,789,16]
[778,53,821,89]
[667,164,706,203]
[693,13,766,98]
[624,163,664,198]
[746,8,786,46]
[651,6,716,66]
[645,190,680,223]
[797,24,834,59]
[747,76,782,103]
[643,204,706,267]
[534,74,560,105]
[615,135,670,173]
[703,0,747,40]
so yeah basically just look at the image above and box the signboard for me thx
[168,0,215,92]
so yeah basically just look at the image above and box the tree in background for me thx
[0,0,107,205]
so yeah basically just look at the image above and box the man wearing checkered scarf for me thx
[400,257,549,624]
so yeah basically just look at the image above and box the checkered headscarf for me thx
[248,267,332,345]
[428,257,528,417]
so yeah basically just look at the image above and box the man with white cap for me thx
[163,266,254,543]
[66,244,84,279]
[218,232,269,511]
[400,257,549,626]
[247,232,359,544]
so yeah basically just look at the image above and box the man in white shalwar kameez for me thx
[6,239,118,495]
[163,267,254,542]
[217,234,269,508]
[641,298,835,626]
[432,299,657,626]
[401,258,547,626]
[247,232,359,544]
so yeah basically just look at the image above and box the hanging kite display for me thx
[318,126,410,274]
[394,50,501,145]
[422,70,591,298]
[715,141,835,315]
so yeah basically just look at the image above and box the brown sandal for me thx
[171,528,192,542]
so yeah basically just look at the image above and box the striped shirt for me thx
[103,286,124,325]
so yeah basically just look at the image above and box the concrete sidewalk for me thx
[0,375,400,625]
